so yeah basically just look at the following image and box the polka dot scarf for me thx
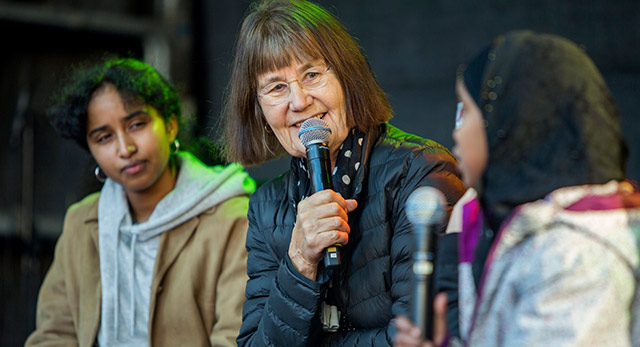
[291,127,367,211]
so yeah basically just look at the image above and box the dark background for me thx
[1,0,638,345]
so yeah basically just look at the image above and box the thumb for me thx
[345,199,358,212]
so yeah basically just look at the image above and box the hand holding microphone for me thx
[393,295,448,347]
[287,118,357,279]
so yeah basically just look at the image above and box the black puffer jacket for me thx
[237,124,465,346]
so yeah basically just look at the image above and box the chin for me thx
[286,146,307,159]
[120,177,154,193]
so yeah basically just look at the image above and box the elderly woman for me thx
[222,0,466,345]
[394,31,640,347]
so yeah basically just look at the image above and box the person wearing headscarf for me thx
[26,58,255,347]
[221,0,466,345]
[394,30,640,346]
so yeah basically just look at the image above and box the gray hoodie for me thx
[96,152,255,346]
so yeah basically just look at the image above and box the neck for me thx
[330,146,341,172]
[125,162,177,223]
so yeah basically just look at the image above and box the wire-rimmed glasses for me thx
[258,66,332,106]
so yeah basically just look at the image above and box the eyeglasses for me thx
[257,66,332,106]
[455,102,464,130]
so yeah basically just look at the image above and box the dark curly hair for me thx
[49,57,181,150]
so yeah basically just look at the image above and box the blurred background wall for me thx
[1,0,638,344]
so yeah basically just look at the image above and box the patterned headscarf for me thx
[462,30,628,231]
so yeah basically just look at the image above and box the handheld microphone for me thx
[298,118,341,269]
[405,186,446,340]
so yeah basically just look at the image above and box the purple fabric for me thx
[438,333,450,347]
[459,198,482,263]
[467,205,522,337]
[476,207,520,299]
[566,192,640,211]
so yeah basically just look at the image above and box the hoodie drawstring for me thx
[113,232,120,340]
[130,233,138,336]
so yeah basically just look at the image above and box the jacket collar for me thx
[84,196,100,251]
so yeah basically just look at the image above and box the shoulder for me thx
[367,124,464,204]
[54,192,100,250]
[65,191,100,225]
[181,196,251,252]
[380,123,443,146]
[374,123,456,157]
[506,186,640,275]
[249,170,292,212]
[504,214,636,294]
[193,197,250,250]
[370,123,458,173]
[201,195,250,221]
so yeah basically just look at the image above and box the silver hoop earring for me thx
[94,166,107,182]
[171,139,180,155]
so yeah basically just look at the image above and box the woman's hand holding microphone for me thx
[288,189,357,280]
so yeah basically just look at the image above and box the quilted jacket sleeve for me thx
[236,196,325,347]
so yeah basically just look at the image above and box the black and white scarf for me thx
[290,127,370,210]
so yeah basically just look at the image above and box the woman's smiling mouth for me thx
[294,113,326,127]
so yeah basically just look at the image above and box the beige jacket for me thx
[25,192,250,347]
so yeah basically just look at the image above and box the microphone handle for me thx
[412,224,435,340]
[306,143,341,269]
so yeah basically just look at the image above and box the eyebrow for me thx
[297,62,315,74]
[87,110,146,137]
[258,61,324,89]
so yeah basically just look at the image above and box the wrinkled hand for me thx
[394,293,448,347]
[288,189,358,280]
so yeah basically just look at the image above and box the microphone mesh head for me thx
[298,118,331,148]
[405,186,446,226]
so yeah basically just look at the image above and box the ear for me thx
[166,114,179,142]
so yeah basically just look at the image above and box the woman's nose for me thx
[288,83,312,111]
[117,135,137,158]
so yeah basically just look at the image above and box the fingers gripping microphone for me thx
[298,118,341,269]
[405,186,446,340]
